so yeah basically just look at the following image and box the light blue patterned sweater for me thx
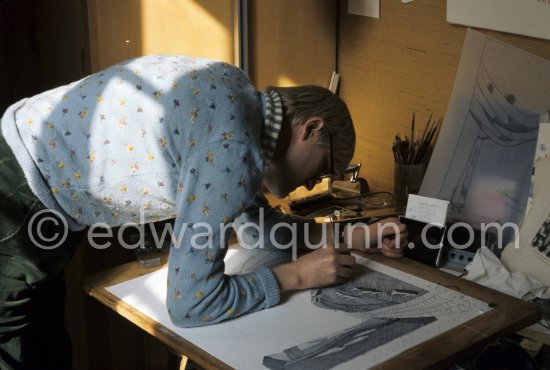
[1,55,312,327]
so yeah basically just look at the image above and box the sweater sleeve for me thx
[166,142,280,328]
[234,193,318,252]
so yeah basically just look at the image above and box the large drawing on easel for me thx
[420,29,550,229]
[436,64,539,221]
[106,248,490,369]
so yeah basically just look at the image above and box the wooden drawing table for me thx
[82,252,540,370]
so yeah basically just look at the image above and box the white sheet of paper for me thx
[526,122,550,215]
[501,154,550,295]
[348,0,379,19]
[447,0,550,41]
[106,249,489,369]
[405,194,449,225]
[465,247,548,300]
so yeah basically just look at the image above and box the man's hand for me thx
[272,244,356,292]
[346,217,408,258]
[378,217,407,258]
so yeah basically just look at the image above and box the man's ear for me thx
[302,117,325,140]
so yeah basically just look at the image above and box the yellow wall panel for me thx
[140,0,234,61]
[248,0,337,89]
[87,0,235,71]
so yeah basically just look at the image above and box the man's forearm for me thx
[272,263,302,292]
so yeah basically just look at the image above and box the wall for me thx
[86,0,338,85]
[0,0,86,113]
[337,0,550,192]
[248,0,337,89]
[86,0,236,71]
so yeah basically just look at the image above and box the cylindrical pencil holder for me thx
[394,162,427,211]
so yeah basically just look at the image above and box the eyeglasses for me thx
[315,133,337,183]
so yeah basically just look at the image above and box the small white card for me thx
[405,194,449,226]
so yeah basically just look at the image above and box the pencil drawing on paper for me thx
[263,317,436,370]
[310,269,428,314]
[263,265,478,370]
[106,249,490,370]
